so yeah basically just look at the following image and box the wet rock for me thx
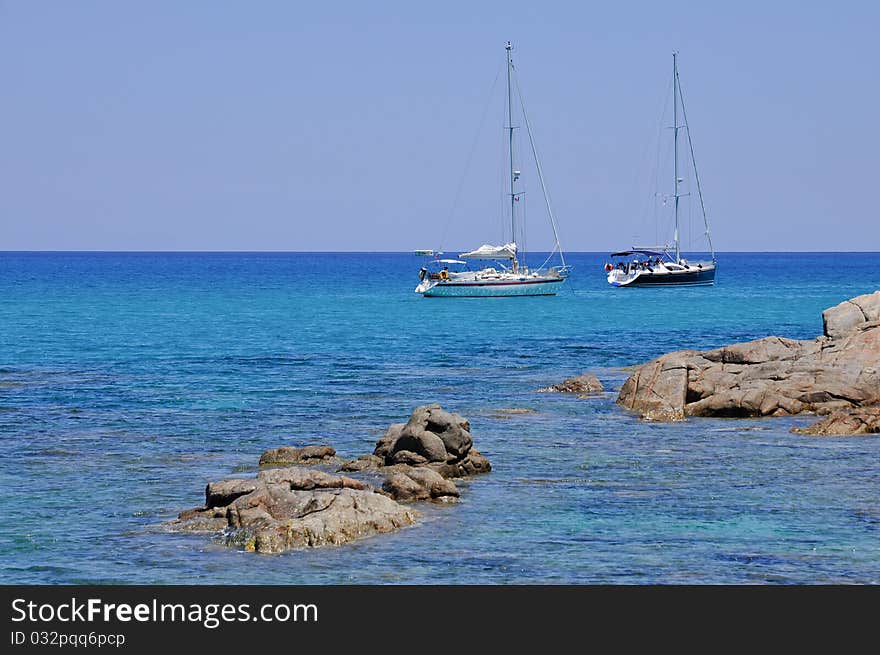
[794,406,880,436]
[618,292,880,421]
[258,445,336,466]
[538,374,604,395]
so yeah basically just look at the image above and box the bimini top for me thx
[610,249,667,258]
[431,259,467,266]
[459,243,517,260]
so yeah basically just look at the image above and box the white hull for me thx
[416,275,565,297]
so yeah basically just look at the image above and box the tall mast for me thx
[506,41,519,271]
[676,59,716,263]
[672,51,681,263]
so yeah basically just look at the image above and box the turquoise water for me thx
[1,252,879,584]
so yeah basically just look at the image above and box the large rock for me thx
[794,406,880,436]
[823,291,880,339]
[173,467,418,554]
[373,404,475,465]
[538,374,604,395]
[618,292,880,421]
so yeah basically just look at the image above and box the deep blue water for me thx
[1,251,879,584]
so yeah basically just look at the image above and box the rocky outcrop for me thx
[172,404,491,553]
[338,404,492,499]
[258,445,336,466]
[618,291,880,423]
[538,374,604,396]
[793,406,880,436]
[371,404,488,471]
[173,466,418,554]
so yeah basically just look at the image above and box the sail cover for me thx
[459,242,517,260]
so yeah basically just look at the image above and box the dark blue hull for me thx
[608,262,717,287]
[626,266,715,287]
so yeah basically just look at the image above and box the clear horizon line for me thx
[2,249,880,254]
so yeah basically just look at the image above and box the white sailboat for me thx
[415,42,569,298]
[606,52,717,287]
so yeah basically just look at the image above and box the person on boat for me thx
[439,266,449,281]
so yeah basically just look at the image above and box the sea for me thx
[1,251,879,584]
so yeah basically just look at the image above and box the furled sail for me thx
[458,243,518,260]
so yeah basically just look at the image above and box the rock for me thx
[393,431,448,463]
[391,450,428,465]
[431,449,492,478]
[823,291,880,339]
[373,424,404,460]
[382,472,431,502]
[538,374,604,395]
[382,465,460,502]
[172,404,491,554]
[488,408,537,418]
[617,353,695,421]
[374,404,475,464]
[172,465,418,554]
[617,292,880,421]
[258,445,336,466]
[256,466,368,490]
[205,479,258,508]
[794,406,880,436]
[338,454,384,472]
[231,490,417,553]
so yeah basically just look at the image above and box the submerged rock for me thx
[538,374,604,395]
[617,291,880,423]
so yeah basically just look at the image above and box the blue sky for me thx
[1,1,877,251]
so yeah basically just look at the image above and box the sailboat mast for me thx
[672,51,681,263]
[506,41,519,271]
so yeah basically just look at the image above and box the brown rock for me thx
[381,465,460,502]
[431,449,492,478]
[205,479,258,508]
[258,445,336,466]
[794,406,880,436]
[391,450,428,465]
[538,374,604,394]
[256,467,367,490]
[338,454,384,472]
[617,292,880,421]
[172,465,417,553]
